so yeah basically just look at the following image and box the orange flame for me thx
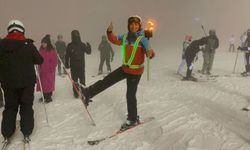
[146,20,156,31]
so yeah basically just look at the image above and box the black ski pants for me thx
[87,66,141,121]
[70,63,86,97]
[1,85,35,138]
[244,52,250,72]
[185,56,195,78]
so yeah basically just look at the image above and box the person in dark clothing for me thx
[55,34,67,76]
[79,15,155,131]
[65,30,91,98]
[98,35,114,75]
[183,37,208,81]
[200,29,219,75]
[0,20,43,141]
[238,29,250,76]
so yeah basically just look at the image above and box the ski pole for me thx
[147,57,150,81]
[56,54,96,126]
[201,25,207,37]
[145,20,155,81]
[35,65,49,125]
[233,49,239,73]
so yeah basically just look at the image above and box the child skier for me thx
[177,35,192,76]
[80,15,155,130]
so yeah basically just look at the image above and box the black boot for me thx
[23,135,31,143]
[78,85,92,106]
[120,116,140,131]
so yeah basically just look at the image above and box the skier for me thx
[55,34,67,76]
[0,20,43,141]
[177,35,192,76]
[228,35,235,52]
[238,29,250,76]
[79,15,155,130]
[98,35,114,75]
[200,29,219,75]
[183,37,209,81]
[37,34,58,103]
[65,30,91,98]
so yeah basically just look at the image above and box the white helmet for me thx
[7,20,25,33]
[128,15,142,25]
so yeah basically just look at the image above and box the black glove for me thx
[237,46,242,51]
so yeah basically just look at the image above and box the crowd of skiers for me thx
[2,15,250,144]
[0,15,155,142]
[177,28,250,81]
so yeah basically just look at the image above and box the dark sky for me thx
[1,0,250,49]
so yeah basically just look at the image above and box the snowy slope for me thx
[1,47,250,150]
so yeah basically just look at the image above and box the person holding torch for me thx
[79,15,155,130]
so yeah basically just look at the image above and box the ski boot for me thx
[120,116,140,131]
[198,70,205,74]
[182,76,197,82]
[1,137,10,149]
[23,135,30,143]
[38,97,43,103]
[77,83,93,106]
[45,98,52,103]
[98,70,102,75]
[241,71,250,77]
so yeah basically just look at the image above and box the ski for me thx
[1,139,10,150]
[23,137,31,150]
[242,107,250,111]
[87,117,155,146]
[1,120,20,150]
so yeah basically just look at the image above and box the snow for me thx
[1,47,250,150]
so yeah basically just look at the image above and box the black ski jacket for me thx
[0,39,43,88]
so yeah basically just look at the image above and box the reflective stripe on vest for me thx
[121,34,143,69]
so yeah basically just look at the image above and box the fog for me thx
[1,0,250,49]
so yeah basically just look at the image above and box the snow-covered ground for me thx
[1,46,250,150]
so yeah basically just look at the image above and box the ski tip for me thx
[88,140,99,145]
[91,122,96,126]
[242,108,250,111]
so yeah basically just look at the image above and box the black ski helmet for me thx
[127,15,142,32]
[209,29,216,36]
[71,30,82,44]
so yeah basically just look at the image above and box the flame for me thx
[146,20,156,31]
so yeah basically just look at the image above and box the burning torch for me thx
[144,20,156,81]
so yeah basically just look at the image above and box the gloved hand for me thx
[107,22,113,32]
[147,49,155,59]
